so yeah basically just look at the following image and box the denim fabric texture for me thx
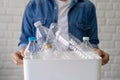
[18,0,99,50]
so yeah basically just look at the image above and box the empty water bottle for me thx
[24,37,39,59]
[80,37,101,59]
[40,43,56,60]
[45,23,57,44]
[34,21,48,49]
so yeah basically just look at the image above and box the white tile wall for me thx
[0,0,120,80]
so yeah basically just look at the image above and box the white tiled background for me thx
[0,0,120,80]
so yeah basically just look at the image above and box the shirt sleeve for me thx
[17,44,27,51]
[91,44,99,49]
[88,2,99,49]
[17,2,35,51]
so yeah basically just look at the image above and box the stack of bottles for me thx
[24,21,101,60]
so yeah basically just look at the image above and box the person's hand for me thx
[92,48,109,65]
[12,48,25,66]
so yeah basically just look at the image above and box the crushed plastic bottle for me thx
[54,33,88,59]
[68,38,88,59]
[24,37,40,59]
[45,23,57,44]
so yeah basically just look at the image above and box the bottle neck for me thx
[30,40,35,42]
[83,40,88,47]
[28,41,36,46]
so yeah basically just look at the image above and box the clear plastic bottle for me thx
[45,23,57,44]
[24,37,39,59]
[34,21,48,49]
[82,37,93,50]
[41,43,56,60]
[80,37,101,59]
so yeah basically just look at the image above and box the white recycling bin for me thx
[23,59,101,80]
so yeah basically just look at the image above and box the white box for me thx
[23,59,101,80]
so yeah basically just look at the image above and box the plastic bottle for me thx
[24,37,39,59]
[80,37,101,59]
[82,37,93,49]
[45,23,57,44]
[41,43,56,60]
[34,21,48,49]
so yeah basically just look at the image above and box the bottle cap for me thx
[44,43,52,49]
[34,21,42,28]
[28,37,36,41]
[83,37,89,41]
[50,23,57,29]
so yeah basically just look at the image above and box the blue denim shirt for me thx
[17,0,99,50]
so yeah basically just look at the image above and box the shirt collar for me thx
[69,0,79,9]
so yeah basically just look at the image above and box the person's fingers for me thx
[19,48,25,57]
[92,48,109,65]
[12,56,18,64]
[12,55,23,66]
[92,48,104,57]
[12,53,23,64]
[93,49,104,65]
[12,51,23,66]
[102,52,109,65]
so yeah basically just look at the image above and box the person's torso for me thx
[26,0,94,41]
